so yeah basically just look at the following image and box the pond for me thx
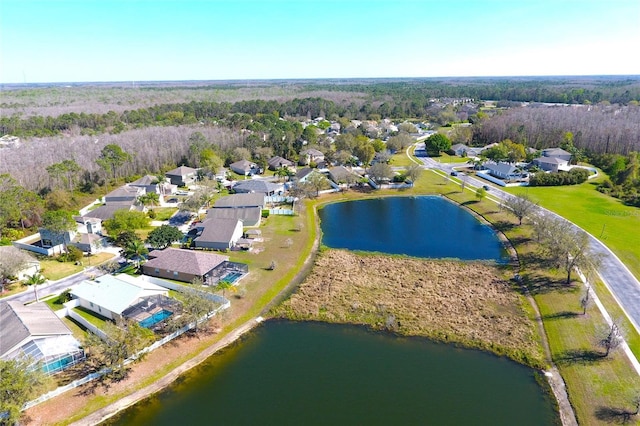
[318,196,508,261]
[105,321,558,426]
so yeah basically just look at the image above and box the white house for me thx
[533,156,571,173]
[71,274,169,321]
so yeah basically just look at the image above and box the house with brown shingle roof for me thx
[142,247,229,283]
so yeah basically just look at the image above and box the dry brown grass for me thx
[274,249,544,367]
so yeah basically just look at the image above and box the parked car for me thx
[450,171,458,176]
[482,185,490,191]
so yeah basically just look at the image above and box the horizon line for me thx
[2,74,640,87]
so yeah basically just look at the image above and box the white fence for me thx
[23,297,229,411]
[265,195,296,204]
[268,208,294,216]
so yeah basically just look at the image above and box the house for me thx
[206,206,262,227]
[328,166,362,185]
[533,156,571,173]
[299,148,325,166]
[82,203,135,222]
[214,193,266,209]
[143,247,229,284]
[0,246,40,281]
[295,167,325,183]
[541,148,572,162]
[71,274,169,322]
[104,185,145,204]
[484,162,520,180]
[229,159,260,176]
[165,166,197,187]
[0,301,84,374]
[38,227,76,251]
[70,233,107,254]
[450,143,470,157]
[194,218,244,251]
[232,179,283,196]
[130,175,177,197]
[267,156,295,171]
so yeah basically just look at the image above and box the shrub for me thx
[529,168,589,186]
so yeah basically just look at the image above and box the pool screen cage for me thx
[10,336,85,375]
[122,295,182,325]
[207,261,249,286]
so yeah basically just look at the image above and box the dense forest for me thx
[1,77,640,239]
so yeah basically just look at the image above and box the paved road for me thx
[413,142,640,332]
[3,267,105,304]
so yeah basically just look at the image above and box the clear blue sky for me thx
[1,0,639,83]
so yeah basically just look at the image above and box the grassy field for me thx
[506,175,640,281]
[274,249,545,367]
[423,171,640,425]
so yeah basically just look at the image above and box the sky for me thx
[1,0,639,83]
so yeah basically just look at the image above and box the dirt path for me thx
[68,317,264,426]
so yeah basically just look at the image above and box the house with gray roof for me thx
[232,179,283,196]
[130,174,177,197]
[0,301,84,374]
[533,156,570,173]
[143,247,229,283]
[267,156,295,171]
[328,166,362,185]
[450,143,470,156]
[166,166,197,186]
[541,148,572,162]
[71,274,169,322]
[299,148,325,166]
[484,162,520,180]
[214,193,265,209]
[82,203,133,222]
[207,206,262,227]
[229,159,259,176]
[104,185,145,204]
[194,218,243,251]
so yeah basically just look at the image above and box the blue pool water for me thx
[221,271,243,283]
[139,310,173,328]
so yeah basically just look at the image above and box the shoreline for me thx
[27,193,575,425]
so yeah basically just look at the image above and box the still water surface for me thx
[106,321,558,426]
[319,196,508,261]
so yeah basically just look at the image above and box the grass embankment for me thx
[428,171,640,425]
[273,249,544,367]
[25,210,318,426]
[506,175,640,281]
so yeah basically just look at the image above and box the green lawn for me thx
[506,175,640,281]
[72,306,110,330]
[39,252,115,281]
[149,207,178,221]
[432,152,471,164]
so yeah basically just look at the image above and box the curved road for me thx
[413,142,640,333]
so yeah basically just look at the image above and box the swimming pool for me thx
[139,309,173,328]
[221,271,243,283]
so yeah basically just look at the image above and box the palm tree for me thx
[216,280,236,299]
[25,273,46,302]
[123,239,148,269]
